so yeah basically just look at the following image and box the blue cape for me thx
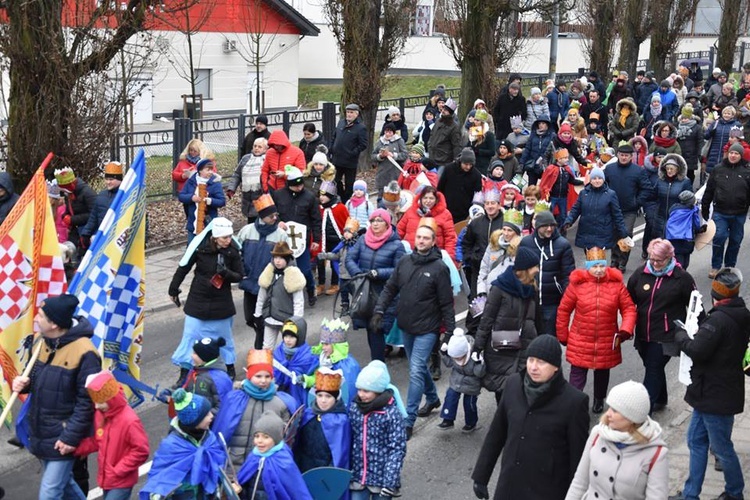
[213,389,298,443]
[299,407,351,470]
[140,426,226,499]
[273,344,319,408]
[236,443,313,500]
[332,357,360,405]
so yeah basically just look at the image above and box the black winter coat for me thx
[676,296,750,415]
[437,161,483,222]
[428,116,464,166]
[80,187,118,237]
[472,370,589,500]
[27,318,101,459]
[701,157,750,219]
[493,92,527,140]
[518,230,576,306]
[461,214,504,267]
[240,128,271,157]
[272,186,322,240]
[627,264,696,344]
[603,161,656,214]
[676,119,704,170]
[298,133,326,164]
[169,238,243,320]
[330,118,368,169]
[375,246,456,336]
[63,178,97,240]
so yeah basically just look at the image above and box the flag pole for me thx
[0,340,42,427]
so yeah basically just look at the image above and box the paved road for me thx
[1,218,748,499]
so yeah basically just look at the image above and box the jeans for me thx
[611,211,637,271]
[350,490,389,500]
[103,488,133,500]
[39,459,86,500]
[539,304,558,336]
[549,197,568,227]
[682,410,745,500]
[336,167,357,203]
[635,340,671,413]
[402,332,439,428]
[711,212,745,269]
[295,247,316,295]
[568,365,610,400]
[441,388,478,426]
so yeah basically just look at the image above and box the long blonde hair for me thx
[179,138,209,160]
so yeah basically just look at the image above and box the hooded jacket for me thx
[272,316,318,407]
[608,98,639,144]
[524,96,550,130]
[652,154,693,238]
[520,116,555,176]
[303,160,336,194]
[493,89,528,140]
[564,183,628,250]
[648,121,682,155]
[634,78,659,113]
[437,159,484,222]
[62,177,97,242]
[397,190,457,259]
[0,172,20,226]
[518,227,576,306]
[261,130,306,192]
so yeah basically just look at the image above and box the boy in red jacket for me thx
[75,371,149,499]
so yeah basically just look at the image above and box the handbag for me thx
[349,274,377,320]
[490,298,530,350]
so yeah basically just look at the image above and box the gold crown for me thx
[315,368,343,393]
[104,162,123,176]
[418,217,438,234]
[253,194,276,213]
[586,247,607,261]
[246,349,273,367]
[344,217,360,233]
[554,149,570,161]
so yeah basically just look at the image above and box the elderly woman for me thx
[556,247,637,413]
[472,246,539,403]
[169,217,243,383]
[566,381,668,500]
[651,153,693,240]
[705,105,741,174]
[346,208,406,361]
[627,238,697,413]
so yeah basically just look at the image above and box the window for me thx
[193,69,212,99]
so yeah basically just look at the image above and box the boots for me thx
[429,352,441,381]
[172,368,189,390]
[227,364,236,381]
[592,398,604,414]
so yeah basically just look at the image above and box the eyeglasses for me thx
[649,257,669,265]
[371,218,385,223]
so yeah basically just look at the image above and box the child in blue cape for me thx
[306,318,360,404]
[665,189,702,270]
[141,389,226,499]
[236,411,312,500]
[273,317,318,408]
[212,349,293,469]
[294,368,351,473]
[181,336,234,415]
[349,361,407,499]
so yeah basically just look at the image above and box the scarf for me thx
[523,372,555,408]
[254,218,278,237]
[282,345,298,358]
[492,266,535,299]
[618,106,630,128]
[595,417,663,445]
[186,154,200,164]
[646,257,676,276]
[355,389,394,415]
[677,119,697,140]
[649,102,663,120]
[364,225,393,250]
[241,380,278,401]
[653,135,676,148]
[348,192,366,208]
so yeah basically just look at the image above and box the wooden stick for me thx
[0,340,43,427]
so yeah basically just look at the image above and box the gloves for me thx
[369,313,383,333]
[169,290,181,308]
[62,214,72,227]
[561,223,571,233]
[380,487,400,498]
[618,330,633,341]
[79,235,91,250]
[216,260,228,277]
[473,482,490,499]
[367,269,379,280]
[440,342,448,352]
[226,190,235,200]
[471,349,484,363]
[253,315,263,333]
[697,224,708,234]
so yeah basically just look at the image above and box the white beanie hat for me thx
[211,217,234,238]
[606,380,650,424]
[447,328,469,358]
[388,105,400,117]
[312,151,328,165]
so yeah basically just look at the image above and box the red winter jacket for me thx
[314,201,349,257]
[261,130,306,192]
[397,190,456,260]
[75,391,150,490]
[556,267,637,369]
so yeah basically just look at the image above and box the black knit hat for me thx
[193,337,226,363]
[513,247,538,271]
[526,335,562,367]
[255,115,269,126]
[41,294,79,330]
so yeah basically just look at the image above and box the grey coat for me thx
[372,135,408,194]
[441,340,486,396]
[227,395,291,467]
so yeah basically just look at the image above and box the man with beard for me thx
[428,97,463,166]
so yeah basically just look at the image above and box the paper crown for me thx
[103,161,123,176]
[554,149,570,161]
[85,371,121,404]
[570,100,581,110]
[253,194,277,218]
[382,181,401,203]
[472,191,485,205]
[320,317,349,344]
[586,247,607,261]
[418,217,438,234]
[344,217,360,234]
[319,180,337,196]
[483,187,501,203]
[504,208,524,227]
[315,367,344,394]
[54,167,76,186]
[246,348,273,367]
[535,200,551,212]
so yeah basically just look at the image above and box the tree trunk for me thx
[648,1,673,80]
[588,0,617,76]
[716,0,742,72]
[617,0,650,77]
[458,0,501,119]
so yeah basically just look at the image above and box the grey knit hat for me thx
[254,411,285,445]
[459,147,476,165]
[606,380,650,424]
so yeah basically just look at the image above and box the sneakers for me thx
[709,268,719,279]
[437,420,454,430]
[308,293,317,307]
[716,493,743,500]
[326,285,339,296]
[592,398,604,414]
[315,285,326,296]
[417,399,441,417]
[462,424,478,433]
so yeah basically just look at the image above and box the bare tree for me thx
[616,0,654,77]
[715,0,750,73]
[576,0,620,77]
[0,0,161,186]
[323,0,417,168]
[648,0,700,79]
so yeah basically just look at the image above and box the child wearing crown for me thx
[294,368,351,473]
[314,180,350,297]
[273,317,318,408]
[539,148,585,229]
[213,349,293,468]
[306,318,361,404]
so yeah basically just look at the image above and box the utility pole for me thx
[549,1,559,81]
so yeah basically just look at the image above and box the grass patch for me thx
[143,150,239,199]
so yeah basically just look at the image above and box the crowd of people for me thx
[6,63,750,500]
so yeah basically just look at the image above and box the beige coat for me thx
[565,426,669,500]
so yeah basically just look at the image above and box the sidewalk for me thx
[142,246,750,497]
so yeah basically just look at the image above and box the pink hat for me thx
[369,208,392,226]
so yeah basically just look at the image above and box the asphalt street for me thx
[0,217,747,499]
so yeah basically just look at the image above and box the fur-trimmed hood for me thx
[651,120,677,141]
[659,153,688,180]
[629,135,648,151]
[258,263,306,293]
[615,97,637,114]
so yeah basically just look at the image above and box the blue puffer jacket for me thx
[705,118,741,172]
[603,160,655,214]
[564,183,628,249]
[546,88,570,125]
[80,187,117,237]
[27,317,101,460]
[178,173,226,233]
[635,80,659,113]
[652,88,679,121]
[652,154,693,238]
[518,229,576,306]
[349,394,406,489]
[520,117,555,176]
[345,228,406,329]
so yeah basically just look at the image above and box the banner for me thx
[69,149,147,406]
[0,153,68,424]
